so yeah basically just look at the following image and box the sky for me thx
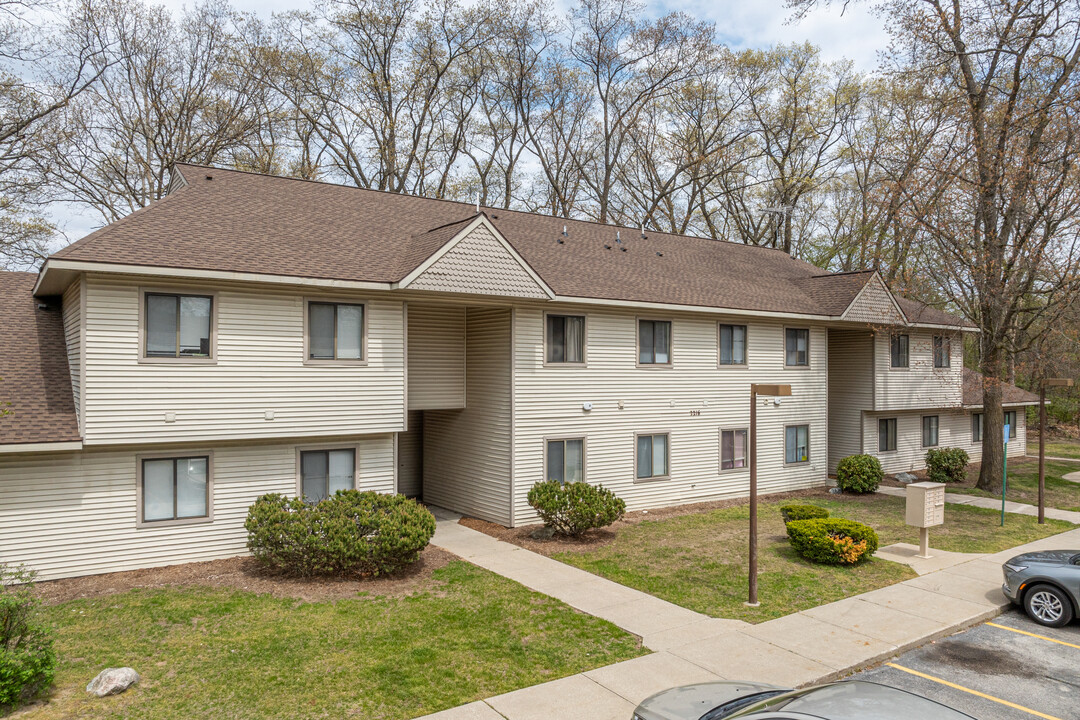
[52,0,892,242]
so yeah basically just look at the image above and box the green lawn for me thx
[20,562,646,720]
[1042,439,1080,460]
[553,495,1073,624]
[946,458,1080,512]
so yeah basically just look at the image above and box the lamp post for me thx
[748,383,792,607]
[1039,378,1074,524]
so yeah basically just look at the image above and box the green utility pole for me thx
[1001,423,1010,526]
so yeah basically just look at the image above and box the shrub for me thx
[779,504,829,524]
[786,518,879,565]
[245,491,436,578]
[527,481,626,537]
[925,447,970,484]
[0,565,55,713]
[836,454,884,494]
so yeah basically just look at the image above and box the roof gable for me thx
[400,216,554,299]
[841,272,907,325]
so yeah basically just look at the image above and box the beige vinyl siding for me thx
[827,328,873,472]
[62,277,83,430]
[0,435,394,580]
[864,408,1027,474]
[512,303,829,525]
[81,275,405,445]
[873,329,963,411]
[397,410,423,497]
[407,303,465,410]
[423,308,512,525]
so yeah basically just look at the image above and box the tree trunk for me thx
[976,345,1006,493]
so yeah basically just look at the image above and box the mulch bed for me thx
[35,546,459,605]
[460,487,828,557]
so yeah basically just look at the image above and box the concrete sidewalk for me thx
[419,509,1080,720]
[877,485,1080,523]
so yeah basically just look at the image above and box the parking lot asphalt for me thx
[854,609,1080,720]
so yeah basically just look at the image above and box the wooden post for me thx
[748,385,759,607]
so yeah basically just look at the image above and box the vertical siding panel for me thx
[396,411,423,496]
[827,329,873,471]
[407,304,465,409]
[422,308,512,524]
[62,279,81,427]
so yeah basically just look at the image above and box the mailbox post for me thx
[906,482,945,558]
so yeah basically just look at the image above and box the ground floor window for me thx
[300,448,355,503]
[878,418,897,452]
[546,438,584,483]
[922,415,939,447]
[720,429,748,470]
[1004,411,1017,439]
[141,456,209,523]
[972,413,983,442]
[785,425,809,464]
[636,433,669,480]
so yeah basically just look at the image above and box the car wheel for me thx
[1024,584,1074,627]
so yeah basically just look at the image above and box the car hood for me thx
[635,682,786,720]
[766,681,975,720]
[1008,550,1080,566]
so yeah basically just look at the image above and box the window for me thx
[141,456,209,523]
[546,438,584,483]
[721,429,748,470]
[890,334,909,368]
[145,293,212,358]
[546,315,585,364]
[719,324,747,366]
[785,328,809,366]
[785,425,809,464]
[1004,411,1017,439]
[308,302,364,361]
[299,449,355,502]
[934,335,951,368]
[636,433,669,480]
[972,413,983,442]
[638,319,672,365]
[922,415,939,447]
[878,418,897,452]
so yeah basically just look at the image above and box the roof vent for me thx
[562,225,568,237]
[604,243,612,250]
[616,230,622,244]
[205,175,213,181]
[656,251,664,257]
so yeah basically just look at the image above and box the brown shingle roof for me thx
[51,164,962,321]
[0,272,80,444]
[896,297,974,329]
[963,368,1040,406]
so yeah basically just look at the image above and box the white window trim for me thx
[783,326,812,369]
[135,450,215,528]
[635,317,674,368]
[783,423,811,466]
[542,435,588,483]
[542,311,589,368]
[138,286,219,365]
[717,323,750,369]
[303,297,369,367]
[295,443,361,498]
[719,427,750,473]
[634,431,671,482]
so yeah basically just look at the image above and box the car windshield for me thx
[700,690,787,719]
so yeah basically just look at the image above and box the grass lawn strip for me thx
[552,493,1072,624]
[1040,438,1080,460]
[18,561,646,720]
[944,458,1080,512]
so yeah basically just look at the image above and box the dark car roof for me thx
[736,681,975,720]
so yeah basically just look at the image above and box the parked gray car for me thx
[632,679,974,720]
[1002,550,1080,627]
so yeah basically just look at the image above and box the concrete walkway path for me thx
[418,508,1080,720]
[1063,470,1080,484]
[1026,454,1080,463]
[877,485,1080,523]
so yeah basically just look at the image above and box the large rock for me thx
[86,667,140,697]
[895,472,919,484]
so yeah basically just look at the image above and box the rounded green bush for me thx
[836,454,884,494]
[925,447,970,483]
[786,518,879,565]
[0,565,56,713]
[527,480,626,537]
[245,490,436,578]
[780,504,829,524]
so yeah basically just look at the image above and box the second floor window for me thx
[639,320,672,365]
[546,315,585,364]
[145,293,212,358]
[922,415,939,447]
[300,448,355,503]
[721,429,748,470]
[785,328,809,366]
[878,418,897,452]
[546,438,584,483]
[934,335,951,368]
[309,302,364,361]
[719,324,747,365]
[890,334,909,368]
